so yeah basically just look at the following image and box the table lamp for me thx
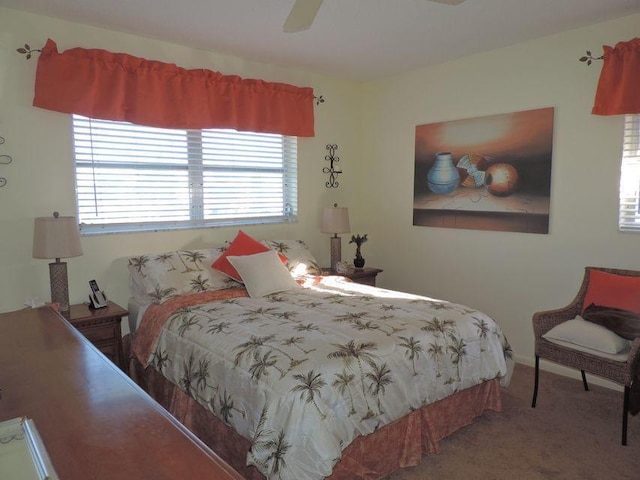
[320,204,350,271]
[33,212,83,313]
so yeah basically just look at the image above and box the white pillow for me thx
[543,316,630,355]
[261,240,322,276]
[227,250,300,297]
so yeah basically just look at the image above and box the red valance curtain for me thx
[592,38,640,116]
[33,39,315,137]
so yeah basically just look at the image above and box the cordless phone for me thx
[88,280,108,309]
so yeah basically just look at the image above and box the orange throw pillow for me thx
[212,231,286,282]
[582,269,640,313]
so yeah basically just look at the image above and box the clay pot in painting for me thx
[427,152,460,194]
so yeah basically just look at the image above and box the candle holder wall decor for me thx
[0,135,12,188]
[323,144,342,188]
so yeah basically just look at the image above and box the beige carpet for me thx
[387,363,639,480]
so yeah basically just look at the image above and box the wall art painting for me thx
[413,107,554,234]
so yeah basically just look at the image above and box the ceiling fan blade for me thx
[427,0,466,4]
[284,0,323,33]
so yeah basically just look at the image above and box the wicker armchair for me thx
[532,266,640,446]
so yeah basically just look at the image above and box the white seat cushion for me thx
[543,315,631,360]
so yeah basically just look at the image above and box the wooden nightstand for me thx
[323,267,383,287]
[66,301,128,368]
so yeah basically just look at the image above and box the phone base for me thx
[89,291,109,309]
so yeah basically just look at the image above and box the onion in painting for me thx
[485,163,519,197]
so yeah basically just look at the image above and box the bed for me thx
[127,235,514,480]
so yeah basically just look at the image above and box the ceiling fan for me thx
[284,0,466,33]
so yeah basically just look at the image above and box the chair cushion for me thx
[581,303,640,340]
[542,316,630,355]
[582,269,640,313]
[543,337,630,362]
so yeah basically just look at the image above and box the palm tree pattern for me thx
[129,247,237,303]
[262,239,323,276]
[142,275,514,480]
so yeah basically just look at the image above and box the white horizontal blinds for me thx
[619,114,640,231]
[72,115,297,234]
[74,116,190,227]
[200,130,297,220]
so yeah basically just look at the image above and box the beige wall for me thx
[358,13,640,370]
[1,6,638,374]
[0,8,363,320]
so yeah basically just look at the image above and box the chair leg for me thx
[532,355,540,408]
[622,386,630,446]
[581,370,589,391]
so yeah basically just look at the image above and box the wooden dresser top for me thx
[0,307,243,480]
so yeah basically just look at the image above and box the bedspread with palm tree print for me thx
[135,275,514,480]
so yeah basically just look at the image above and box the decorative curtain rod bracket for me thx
[0,136,12,188]
[16,43,42,60]
[579,50,603,66]
[323,144,342,188]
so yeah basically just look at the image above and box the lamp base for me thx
[329,235,342,271]
[49,261,70,313]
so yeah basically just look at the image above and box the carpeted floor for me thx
[386,363,639,480]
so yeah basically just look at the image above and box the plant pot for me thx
[353,256,365,269]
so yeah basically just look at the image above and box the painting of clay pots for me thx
[413,107,554,234]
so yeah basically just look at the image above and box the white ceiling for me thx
[2,0,640,80]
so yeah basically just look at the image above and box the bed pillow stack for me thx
[212,230,299,297]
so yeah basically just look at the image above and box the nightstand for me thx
[323,267,383,287]
[66,301,128,368]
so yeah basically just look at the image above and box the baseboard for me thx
[514,353,623,392]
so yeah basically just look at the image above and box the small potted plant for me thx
[349,234,368,269]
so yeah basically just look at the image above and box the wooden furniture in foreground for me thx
[0,306,243,480]
[66,301,127,368]
[323,266,383,286]
[532,266,640,446]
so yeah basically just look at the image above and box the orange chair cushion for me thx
[212,230,286,282]
[582,269,640,313]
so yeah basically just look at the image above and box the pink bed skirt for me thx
[129,351,501,479]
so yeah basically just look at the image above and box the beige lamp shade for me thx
[320,206,350,234]
[33,213,83,260]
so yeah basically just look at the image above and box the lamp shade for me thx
[321,206,350,234]
[33,213,83,260]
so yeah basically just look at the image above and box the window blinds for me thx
[72,115,297,234]
[619,114,640,231]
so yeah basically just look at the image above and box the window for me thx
[619,114,640,231]
[72,115,297,234]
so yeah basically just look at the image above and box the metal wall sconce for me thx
[0,136,11,188]
[323,144,341,188]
